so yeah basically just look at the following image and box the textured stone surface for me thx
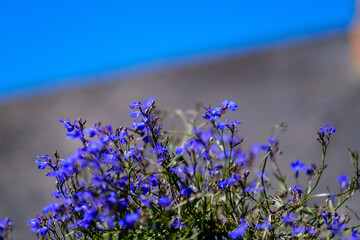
[1,34,359,239]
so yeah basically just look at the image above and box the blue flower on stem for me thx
[256,218,273,230]
[218,178,227,191]
[292,185,302,195]
[35,154,52,170]
[290,159,307,178]
[203,107,222,122]
[0,218,12,239]
[172,217,187,228]
[281,212,296,224]
[337,174,349,189]
[319,122,336,138]
[180,187,193,196]
[158,197,172,207]
[244,182,263,193]
[58,117,76,132]
[228,218,248,239]
[119,212,140,228]
[291,226,305,236]
[222,100,238,111]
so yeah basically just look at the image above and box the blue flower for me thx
[158,197,172,207]
[251,143,260,156]
[152,143,169,155]
[349,230,360,240]
[305,227,318,236]
[337,174,349,189]
[256,218,273,230]
[306,163,315,175]
[216,121,227,130]
[228,225,248,239]
[256,171,268,181]
[148,174,158,186]
[140,183,150,195]
[172,217,187,228]
[203,107,222,122]
[35,154,52,170]
[124,212,140,228]
[175,147,184,155]
[319,123,336,138]
[292,185,302,195]
[290,159,307,178]
[140,196,152,207]
[230,120,242,128]
[227,177,236,186]
[291,226,305,236]
[222,100,238,111]
[66,129,82,140]
[281,212,296,224]
[218,178,228,191]
[0,218,12,238]
[129,110,142,118]
[27,215,45,234]
[244,182,263,193]
[180,188,193,196]
[58,117,76,132]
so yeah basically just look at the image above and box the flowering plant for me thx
[4,97,360,239]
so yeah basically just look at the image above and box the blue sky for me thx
[0,0,356,99]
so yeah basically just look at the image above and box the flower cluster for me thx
[0,218,13,240]
[21,98,360,239]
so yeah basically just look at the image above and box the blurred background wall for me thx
[1,1,359,238]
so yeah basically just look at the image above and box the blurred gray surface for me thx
[1,34,360,239]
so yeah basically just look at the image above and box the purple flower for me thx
[290,159,307,178]
[158,197,172,207]
[148,174,158,186]
[84,127,97,138]
[140,197,152,207]
[124,212,140,228]
[58,117,76,132]
[337,174,349,189]
[306,227,318,236]
[202,107,222,122]
[180,188,193,196]
[244,182,263,193]
[169,167,184,175]
[0,218,12,238]
[251,143,260,156]
[216,121,227,130]
[42,202,59,214]
[129,110,142,118]
[66,129,82,140]
[319,123,336,138]
[218,178,228,191]
[349,230,360,240]
[222,100,238,111]
[172,217,187,228]
[256,171,268,181]
[140,183,150,195]
[228,223,248,239]
[227,177,236,186]
[292,185,302,195]
[291,226,305,236]
[35,154,52,170]
[175,147,184,155]
[306,163,315,175]
[281,212,296,224]
[256,218,273,230]
[27,215,46,235]
[152,143,169,155]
